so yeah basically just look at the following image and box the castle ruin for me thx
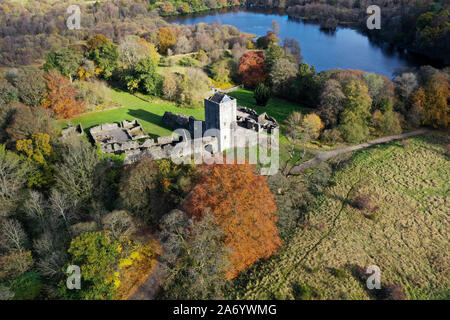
[84,93,278,164]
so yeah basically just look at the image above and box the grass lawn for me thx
[228,132,450,300]
[228,89,310,124]
[63,87,308,141]
[62,88,204,138]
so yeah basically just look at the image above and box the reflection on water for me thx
[166,7,435,77]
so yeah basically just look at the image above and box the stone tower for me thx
[204,93,237,152]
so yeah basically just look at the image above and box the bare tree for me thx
[283,38,302,63]
[0,218,27,252]
[49,189,78,230]
[272,20,280,35]
[174,36,193,54]
[33,231,67,279]
[102,210,136,239]
[24,191,48,232]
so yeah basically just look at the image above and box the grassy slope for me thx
[64,88,306,140]
[228,132,450,300]
[63,88,204,138]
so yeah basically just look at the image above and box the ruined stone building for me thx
[83,93,278,164]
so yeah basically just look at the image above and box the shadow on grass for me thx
[127,109,173,139]
[228,89,311,123]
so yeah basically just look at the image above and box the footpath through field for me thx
[284,128,430,175]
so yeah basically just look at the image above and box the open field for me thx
[62,88,204,138]
[228,132,450,300]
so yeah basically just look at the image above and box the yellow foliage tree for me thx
[115,240,161,300]
[302,113,324,140]
[16,133,55,188]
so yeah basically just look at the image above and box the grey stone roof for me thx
[209,92,232,103]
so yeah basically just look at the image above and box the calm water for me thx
[167,8,429,77]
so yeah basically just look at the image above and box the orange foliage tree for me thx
[157,28,176,54]
[238,51,268,88]
[413,73,449,128]
[42,70,86,119]
[86,34,111,52]
[183,163,281,279]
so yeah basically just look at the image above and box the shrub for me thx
[321,128,343,144]
[10,271,42,300]
[350,192,380,216]
[178,57,197,67]
[381,283,407,300]
[402,139,410,148]
[332,268,347,279]
[292,283,313,300]
[350,193,372,210]
[352,264,369,282]
[74,80,109,110]
[254,82,271,106]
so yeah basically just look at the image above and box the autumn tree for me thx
[16,133,56,188]
[54,137,112,210]
[42,70,86,119]
[210,60,231,84]
[0,79,18,106]
[61,231,120,300]
[284,111,303,142]
[339,81,372,143]
[162,72,179,101]
[238,51,267,88]
[119,36,160,69]
[86,34,111,52]
[178,68,210,107]
[1,102,55,149]
[184,163,281,279]
[283,38,302,63]
[302,113,324,141]
[158,28,177,54]
[318,79,346,128]
[414,73,449,128]
[256,31,280,49]
[285,112,323,156]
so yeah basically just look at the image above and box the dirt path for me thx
[128,261,167,300]
[284,129,429,175]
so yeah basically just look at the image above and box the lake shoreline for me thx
[166,7,435,77]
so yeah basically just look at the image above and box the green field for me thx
[63,88,204,138]
[63,88,307,140]
[228,132,450,300]
[228,89,310,124]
